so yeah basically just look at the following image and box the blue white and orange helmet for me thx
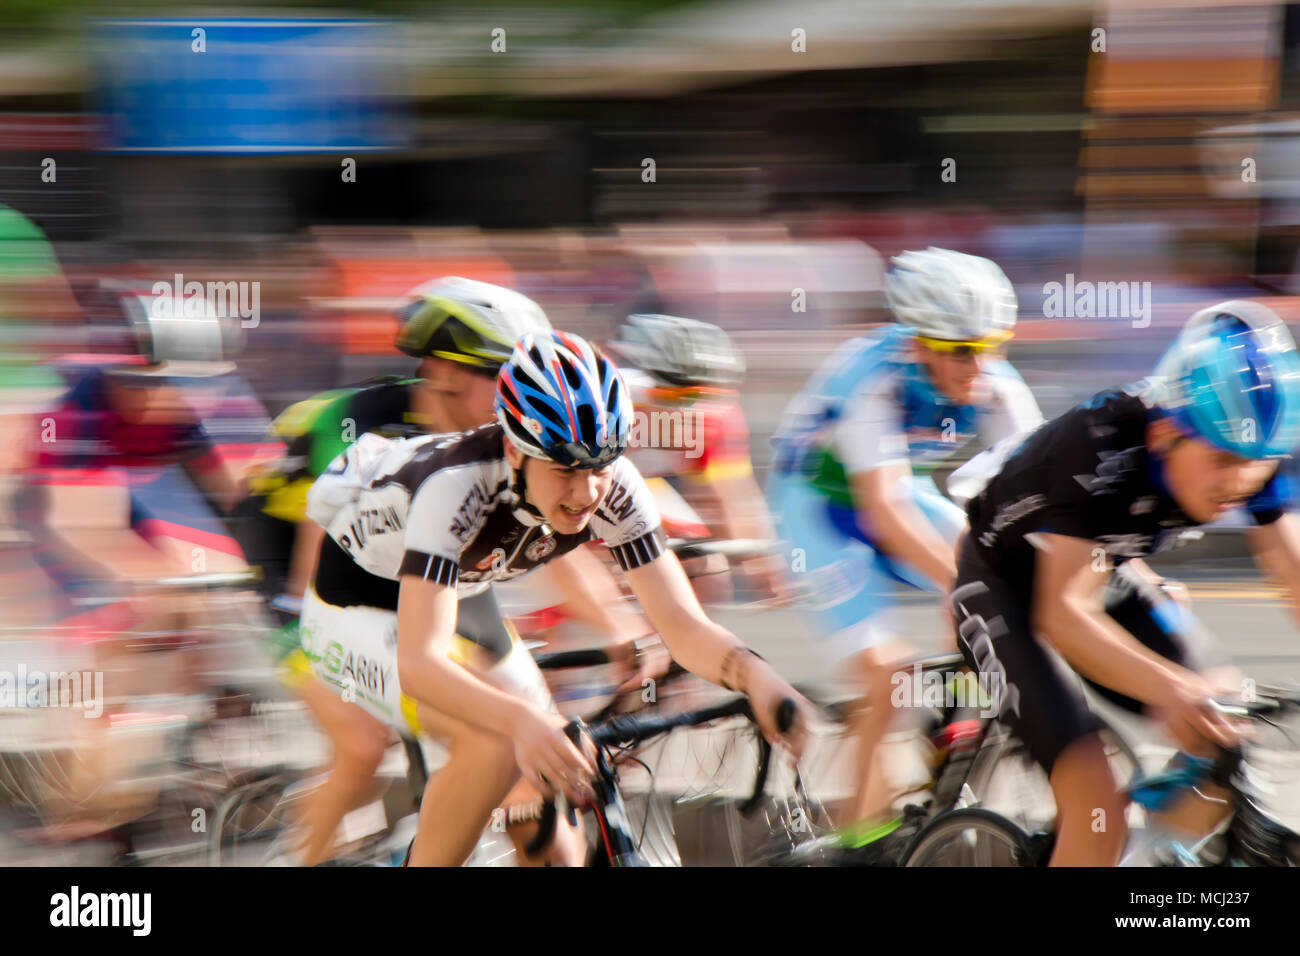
[1153,299,1300,459]
[495,330,631,468]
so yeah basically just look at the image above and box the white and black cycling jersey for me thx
[305,423,664,608]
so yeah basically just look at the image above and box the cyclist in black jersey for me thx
[950,300,1300,865]
[304,331,812,866]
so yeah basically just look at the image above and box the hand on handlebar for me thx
[608,636,672,695]
[743,665,813,762]
[1155,673,1241,753]
[511,706,597,806]
[1156,577,1192,610]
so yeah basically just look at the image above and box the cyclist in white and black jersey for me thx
[310,425,664,610]
[304,330,811,866]
[950,300,1300,865]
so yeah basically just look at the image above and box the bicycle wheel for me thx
[623,791,683,867]
[720,764,837,866]
[902,808,1034,867]
[210,768,305,865]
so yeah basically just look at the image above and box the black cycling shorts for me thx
[313,535,514,660]
[949,539,1226,776]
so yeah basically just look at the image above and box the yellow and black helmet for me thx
[395,276,552,369]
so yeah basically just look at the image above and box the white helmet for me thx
[885,248,1017,342]
[115,286,242,377]
[611,314,744,387]
[395,276,551,369]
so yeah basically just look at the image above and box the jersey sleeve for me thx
[1244,463,1295,525]
[588,456,666,571]
[977,361,1044,447]
[396,464,495,588]
[834,371,910,476]
[27,402,101,479]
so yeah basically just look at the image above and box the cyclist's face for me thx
[1153,419,1278,523]
[108,376,192,425]
[526,459,615,533]
[418,358,500,431]
[916,343,987,403]
[504,440,615,533]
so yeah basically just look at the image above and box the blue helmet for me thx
[495,330,631,468]
[1153,299,1300,459]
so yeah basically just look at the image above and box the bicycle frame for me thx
[1016,689,1300,867]
[524,695,794,867]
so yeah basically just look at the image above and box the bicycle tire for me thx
[902,807,1034,867]
[210,768,305,865]
[624,792,683,866]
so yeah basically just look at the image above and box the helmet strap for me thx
[509,459,551,530]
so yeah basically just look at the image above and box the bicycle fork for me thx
[588,747,646,866]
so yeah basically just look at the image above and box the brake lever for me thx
[739,698,796,817]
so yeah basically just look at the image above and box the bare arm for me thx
[624,552,810,754]
[1032,532,1238,749]
[1032,534,1196,705]
[851,463,958,591]
[395,575,532,738]
[395,574,594,800]
[39,483,185,582]
[543,546,651,642]
[287,520,326,599]
[1247,513,1300,629]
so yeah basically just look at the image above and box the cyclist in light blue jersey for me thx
[768,247,1044,860]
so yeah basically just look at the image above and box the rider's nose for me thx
[576,472,600,504]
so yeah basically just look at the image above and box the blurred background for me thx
[5,0,1300,864]
[8,1,1300,420]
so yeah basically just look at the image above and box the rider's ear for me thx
[1147,416,1182,455]
[503,438,524,469]
[420,357,456,392]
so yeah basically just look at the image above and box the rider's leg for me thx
[407,700,522,866]
[768,471,912,839]
[407,631,587,867]
[952,547,1128,864]
[497,777,589,866]
[294,675,391,866]
[840,477,967,831]
[1091,567,1238,844]
[294,590,410,865]
[843,638,914,827]
[1048,732,1127,865]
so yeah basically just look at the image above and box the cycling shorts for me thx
[297,584,553,738]
[767,469,966,662]
[950,540,1226,775]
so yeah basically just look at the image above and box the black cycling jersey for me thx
[964,382,1287,601]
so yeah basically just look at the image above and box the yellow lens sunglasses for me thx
[916,330,1013,356]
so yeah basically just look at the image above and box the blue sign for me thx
[93,18,410,153]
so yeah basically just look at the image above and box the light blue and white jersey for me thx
[770,325,1042,503]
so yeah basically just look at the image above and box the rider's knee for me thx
[855,651,905,697]
[1050,737,1127,823]
[333,714,391,772]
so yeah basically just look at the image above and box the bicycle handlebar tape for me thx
[777,698,796,733]
[524,801,557,859]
